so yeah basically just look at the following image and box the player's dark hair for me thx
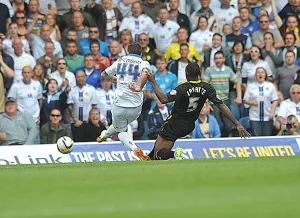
[213,33,222,40]
[68,28,76,33]
[286,50,296,58]
[233,40,245,53]
[285,32,296,42]
[90,39,100,48]
[156,56,167,62]
[185,63,200,79]
[128,42,142,55]
[214,50,224,58]
[239,7,250,13]
[180,43,189,49]
[287,114,297,120]
[66,39,77,46]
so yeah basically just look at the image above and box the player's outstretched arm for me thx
[217,103,251,138]
[146,69,172,104]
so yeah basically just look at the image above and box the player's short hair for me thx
[239,7,250,13]
[90,39,100,48]
[290,84,300,94]
[214,50,224,58]
[156,56,167,63]
[185,63,200,78]
[233,40,245,52]
[68,28,76,33]
[66,39,77,46]
[285,32,296,41]
[180,43,189,49]
[84,54,94,60]
[213,33,222,40]
[287,114,297,121]
[286,50,295,57]
[128,42,142,55]
[89,108,100,116]
[159,6,169,12]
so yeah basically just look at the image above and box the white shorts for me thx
[112,104,142,132]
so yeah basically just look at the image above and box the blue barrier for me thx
[69,136,300,162]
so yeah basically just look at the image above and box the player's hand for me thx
[146,69,155,82]
[74,119,83,127]
[236,123,251,138]
[128,83,141,92]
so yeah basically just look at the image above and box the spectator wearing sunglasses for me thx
[241,46,273,91]
[40,109,71,144]
[277,84,300,125]
[48,58,76,91]
[252,15,284,49]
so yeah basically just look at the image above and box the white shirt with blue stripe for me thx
[67,84,98,122]
[244,81,278,121]
[278,98,300,122]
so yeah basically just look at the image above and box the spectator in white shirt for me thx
[3,22,30,56]
[8,66,43,123]
[277,84,300,125]
[97,75,115,127]
[119,2,154,42]
[151,7,180,55]
[67,70,98,141]
[241,45,273,91]
[243,67,278,136]
[11,37,36,83]
[212,0,239,33]
[189,16,214,59]
[48,58,76,91]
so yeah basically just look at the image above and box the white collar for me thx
[214,65,225,71]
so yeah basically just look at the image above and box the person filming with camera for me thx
[277,115,300,136]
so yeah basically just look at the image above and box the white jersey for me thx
[48,70,76,90]
[213,6,239,27]
[189,29,214,59]
[119,15,154,41]
[152,20,180,55]
[3,38,30,57]
[7,79,42,122]
[96,88,115,123]
[67,84,98,122]
[241,60,273,84]
[105,54,150,107]
[278,98,300,121]
[11,52,36,83]
[243,81,278,121]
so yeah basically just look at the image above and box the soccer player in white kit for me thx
[97,42,150,161]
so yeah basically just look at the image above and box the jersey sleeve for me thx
[67,89,74,105]
[91,88,98,105]
[105,60,119,77]
[140,61,150,72]
[206,83,223,105]
[203,68,211,83]
[7,84,18,99]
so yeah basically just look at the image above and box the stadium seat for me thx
[239,117,251,131]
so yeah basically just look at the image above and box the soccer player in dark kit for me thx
[130,63,251,160]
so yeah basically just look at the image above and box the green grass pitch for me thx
[0,157,300,218]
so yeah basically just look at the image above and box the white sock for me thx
[118,132,137,151]
[102,125,117,139]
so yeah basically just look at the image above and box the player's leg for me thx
[114,105,149,160]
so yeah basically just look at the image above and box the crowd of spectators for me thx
[1,0,300,146]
